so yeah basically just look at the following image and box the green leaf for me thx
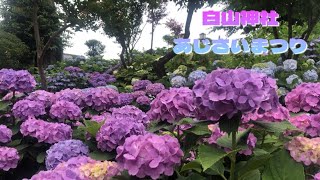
[89,151,115,161]
[217,129,250,149]
[73,126,86,141]
[177,118,195,125]
[36,152,46,163]
[7,139,21,147]
[177,173,207,180]
[204,160,225,178]
[237,154,271,179]
[84,120,104,137]
[219,113,241,135]
[197,145,230,171]
[15,144,30,151]
[252,121,298,136]
[239,170,261,180]
[262,149,305,180]
[0,101,10,111]
[185,121,212,136]
[180,160,202,173]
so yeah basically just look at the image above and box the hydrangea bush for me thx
[0,67,319,180]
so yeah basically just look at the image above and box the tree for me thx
[147,0,167,52]
[85,39,106,57]
[152,0,218,77]
[216,0,320,60]
[0,30,29,69]
[162,18,183,46]
[30,0,96,89]
[97,0,147,69]
[0,0,64,68]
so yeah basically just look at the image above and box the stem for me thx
[229,131,237,180]
[177,125,181,142]
[261,130,266,146]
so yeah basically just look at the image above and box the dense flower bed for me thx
[0,68,319,180]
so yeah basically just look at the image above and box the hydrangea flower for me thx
[285,83,320,113]
[106,85,118,91]
[170,76,187,87]
[88,72,116,87]
[147,87,196,123]
[116,133,184,180]
[146,83,165,96]
[20,117,72,144]
[136,95,151,105]
[50,100,82,121]
[96,118,146,152]
[286,137,320,166]
[0,125,12,143]
[132,80,152,91]
[83,87,119,111]
[188,70,208,84]
[251,62,277,77]
[2,91,24,101]
[286,74,302,87]
[111,105,149,125]
[193,68,279,121]
[45,140,89,170]
[307,59,315,65]
[289,113,320,137]
[242,105,290,123]
[303,69,318,82]
[28,156,120,180]
[314,173,320,180]
[54,88,84,108]
[116,93,134,106]
[12,100,46,120]
[0,147,19,171]
[0,69,36,93]
[277,87,288,97]
[283,59,298,72]
[131,91,146,99]
[91,113,110,123]
[26,90,55,108]
[64,66,83,73]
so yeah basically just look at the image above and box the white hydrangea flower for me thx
[303,69,318,82]
[283,59,298,72]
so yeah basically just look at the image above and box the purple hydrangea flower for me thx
[26,90,55,108]
[193,68,279,121]
[136,95,151,105]
[64,66,83,73]
[88,72,116,87]
[133,80,152,91]
[286,137,320,166]
[146,83,165,96]
[242,105,290,123]
[147,87,196,123]
[2,91,24,101]
[131,91,146,99]
[12,100,46,120]
[83,87,119,111]
[111,105,149,125]
[45,140,89,170]
[0,69,36,93]
[91,113,110,123]
[116,93,134,106]
[289,113,320,137]
[285,83,320,113]
[50,100,82,121]
[0,125,12,143]
[55,88,84,108]
[116,133,184,180]
[96,118,146,152]
[314,173,320,180]
[20,117,72,144]
[0,147,19,171]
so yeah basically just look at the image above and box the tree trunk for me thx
[151,22,155,53]
[152,1,196,77]
[32,1,47,90]
[286,3,293,59]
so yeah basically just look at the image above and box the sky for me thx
[64,2,244,60]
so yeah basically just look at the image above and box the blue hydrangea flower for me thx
[286,74,302,87]
[303,69,318,82]
[188,70,207,84]
[283,59,298,72]
[170,76,187,87]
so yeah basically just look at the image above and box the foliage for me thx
[85,39,106,58]
[0,31,29,69]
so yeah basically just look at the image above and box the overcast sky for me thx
[64,2,244,60]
